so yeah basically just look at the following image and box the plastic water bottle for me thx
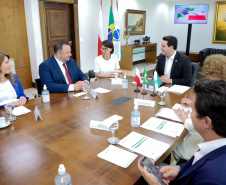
[42,84,50,103]
[131,104,140,127]
[122,74,128,89]
[55,164,72,185]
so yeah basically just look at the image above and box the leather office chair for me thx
[34,78,42,98]
[88,70,96,82]
[190,62,200,87]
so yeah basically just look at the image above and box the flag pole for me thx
[150,69,157,96]
[101,0,102,7]
[111,0,112,7]
[141,65,147,95]
[116,0,118,11]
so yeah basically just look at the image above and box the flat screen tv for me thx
[174,4,209,24]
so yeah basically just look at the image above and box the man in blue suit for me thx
[156,36,192,86]
[138,78,226,185]
[39,41,89,93]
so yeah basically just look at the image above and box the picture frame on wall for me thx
[126,9,146,35]
[213,1,226,44]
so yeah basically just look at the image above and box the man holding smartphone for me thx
[138,78,226,185]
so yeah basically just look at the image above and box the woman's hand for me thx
[181,98,192,107]
[14,96,27,106]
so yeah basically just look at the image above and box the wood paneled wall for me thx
[0,0,32,89]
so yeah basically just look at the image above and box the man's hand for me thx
[14,96,27,106]
[174,108,190,117]
[137,157,161,185]
[74,81,88,91]
[181,98,192,107]
[160,166,180,181]
[160,75,171,83]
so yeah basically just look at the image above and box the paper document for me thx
[97,145,138,168]
[73,92,86,97]
[0,99,18,106]
[134,98,155,107]
[167,85,190,94]
[172,103,192,117]
[155,108,183,123]
[141,117,184,137]
[118,132,170,161]
[90,120,109,131]
[157,86,169,93]
[101,115,123,128]
[111,78,122,85]
[12,106,31,116]
[94,87,111,94]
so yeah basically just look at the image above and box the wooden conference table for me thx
[0,77,194,185]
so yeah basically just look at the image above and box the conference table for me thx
[0,76,194,185]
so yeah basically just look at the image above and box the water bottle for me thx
[131,104,140,127]
[42,84,50,103]
[55,164,72,185]
[122,74,128,89]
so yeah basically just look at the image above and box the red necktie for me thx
[63,63,73,84]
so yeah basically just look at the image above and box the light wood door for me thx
[0,0,32,89]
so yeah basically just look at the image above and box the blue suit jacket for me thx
[0,74,28,108]
[156,51,192,86]
[171,145,226,185]
[39,56,88,93]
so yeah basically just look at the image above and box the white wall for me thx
[24,0,226,82]
[168,0,226,52]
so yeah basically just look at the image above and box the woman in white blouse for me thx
[0,52,28,108]
[94,40,120,78]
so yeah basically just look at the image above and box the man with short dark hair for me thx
[138,78,226,185]
[156,36,192,86]
[39,41,88,93]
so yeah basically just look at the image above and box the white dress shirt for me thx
[54,56,74,91]
[0,80,17,102]
[164,51,176,78]
[192,138,226,165]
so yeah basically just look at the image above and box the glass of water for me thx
[107,121,120,144]
[113,72,118,79]
[5,103,16,121]
[83,83,91,100]
[158,91,166,105]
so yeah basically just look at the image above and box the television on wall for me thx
[174,4,209,24]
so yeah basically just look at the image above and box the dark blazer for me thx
[156,51,192,86]
[171,145,226,185]
[39,56,88,93]
[0,74,28,108]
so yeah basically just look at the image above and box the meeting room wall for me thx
[168,0,226,53]
[24,0,226,82]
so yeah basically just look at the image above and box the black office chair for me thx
[190,62,200,87]
[34,78,42,98]
[88,70,96,82]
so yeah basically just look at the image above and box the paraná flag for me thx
[113,2,121,61]
[143,68,149,88]
[108,6,114,41]
[188,11,206,20]
[98,6,104,56]
[135,67,141,87]
[152,71,162,90]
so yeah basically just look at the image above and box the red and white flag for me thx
[98,6,104,56]
[188,11,206,20]
[134,67,141,87]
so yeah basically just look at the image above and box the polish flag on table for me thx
[188,11,206,20]
[98,6,104,56]
[134,67,141,87]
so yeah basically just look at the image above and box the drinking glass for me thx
[83,83,91,100]
[107,121,120,144]
[113,72,118,79]
[5,103,16,121]
[158,91,166,105]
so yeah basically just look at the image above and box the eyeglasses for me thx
[100,47,109,51]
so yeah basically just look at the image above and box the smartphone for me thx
[140,156,163,183]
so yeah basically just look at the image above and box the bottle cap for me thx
[43,84,47,90]
[134,104,138,109]
[58,164,66,175]
[124,74,126,78]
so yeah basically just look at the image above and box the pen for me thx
[184,94,187,99]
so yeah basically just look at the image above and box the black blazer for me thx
[156,51,192,86]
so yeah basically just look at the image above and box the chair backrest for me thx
[190,62,200,87]
[35,78,42,95]
[88,70,95,82]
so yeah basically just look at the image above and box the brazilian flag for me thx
[108,6,114,41]
[143,68,149,88]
